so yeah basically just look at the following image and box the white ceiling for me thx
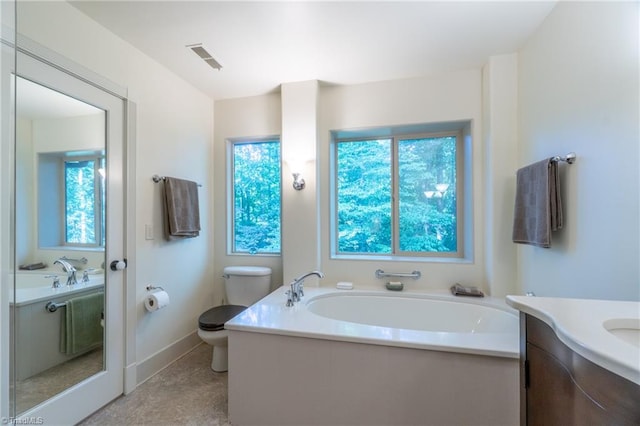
[70,1,557,101]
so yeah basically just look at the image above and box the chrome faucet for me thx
[54,258,77,286]
[286,270,324,307]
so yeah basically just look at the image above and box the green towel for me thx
[60,291,104,354]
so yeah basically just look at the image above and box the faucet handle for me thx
[285,290,294,307]
[298,282,304,298]
[82,270,90,283]
[45,275,60,289]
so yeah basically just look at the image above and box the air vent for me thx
[186,44,222,71]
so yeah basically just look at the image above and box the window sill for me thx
[40,246,104,252]
[330,254,473,264]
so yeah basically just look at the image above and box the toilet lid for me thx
[198,305,247,331]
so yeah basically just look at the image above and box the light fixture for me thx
[292,173,305,190]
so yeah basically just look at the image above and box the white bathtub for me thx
[227,286,520,425]
[307,291,518,334]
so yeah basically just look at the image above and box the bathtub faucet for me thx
[286,270,324,306]
[54,258,77,286]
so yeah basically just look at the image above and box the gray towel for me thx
[164,177,201,239]
[512,158,563,248]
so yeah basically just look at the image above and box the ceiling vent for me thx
[186,44,222,71]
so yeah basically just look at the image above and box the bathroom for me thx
[0,1,638,425]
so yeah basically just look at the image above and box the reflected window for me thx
[38,151,105,248]
[64,155,105,246]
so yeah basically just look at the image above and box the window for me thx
[37,151,105,248]
[333,123,465,258]
[230,138,281,254]
[64,156,105,246]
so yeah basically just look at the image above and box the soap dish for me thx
[450,283,484,297]
[385,281,404,291]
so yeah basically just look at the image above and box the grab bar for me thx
[45,301,66,313]
[375,269,421,280]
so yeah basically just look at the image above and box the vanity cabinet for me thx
[520,314,640,426]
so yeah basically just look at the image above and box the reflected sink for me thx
[603,318,640,348]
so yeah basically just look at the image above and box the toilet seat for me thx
[198,305,246,331]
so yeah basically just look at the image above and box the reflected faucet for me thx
[286,270,324,307]
[54,258,77,286]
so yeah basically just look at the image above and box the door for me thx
[12,50,125,424]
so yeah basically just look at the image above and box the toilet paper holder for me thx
[146,284,165,292]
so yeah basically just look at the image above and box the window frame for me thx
[331,122,467,260]
[227,136,282,256]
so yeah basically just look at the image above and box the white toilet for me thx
[197,266,272,372]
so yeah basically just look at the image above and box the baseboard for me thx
[135,331,201,386]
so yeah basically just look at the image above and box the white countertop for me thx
[506,295,640,385]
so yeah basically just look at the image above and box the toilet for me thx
[197,266,272,372]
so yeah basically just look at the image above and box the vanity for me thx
[506,296,640,426]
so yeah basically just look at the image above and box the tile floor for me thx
[79,344,230,425]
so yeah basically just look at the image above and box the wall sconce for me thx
[292,172,305,190]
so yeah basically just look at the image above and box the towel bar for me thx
[550,152,576,164]
[45,301,66,313]
[152,174,202,187]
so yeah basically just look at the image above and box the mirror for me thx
[12,76,106,414]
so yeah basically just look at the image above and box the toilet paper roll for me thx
[145,290,170,312]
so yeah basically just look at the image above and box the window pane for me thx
[233,141,281,253]
[398,136,457,252]
[65,160,96,244]
[337,139,392,253]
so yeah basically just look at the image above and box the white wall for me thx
[482,54,519,298]
[14,0,215,383]
[281,81,321,284]
[517,1,639,300]
[15,118,33,266]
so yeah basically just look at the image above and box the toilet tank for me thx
[223,266,272,306]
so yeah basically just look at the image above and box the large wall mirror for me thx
[12,75,106,414]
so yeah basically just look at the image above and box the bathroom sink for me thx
[603,318,640,348]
